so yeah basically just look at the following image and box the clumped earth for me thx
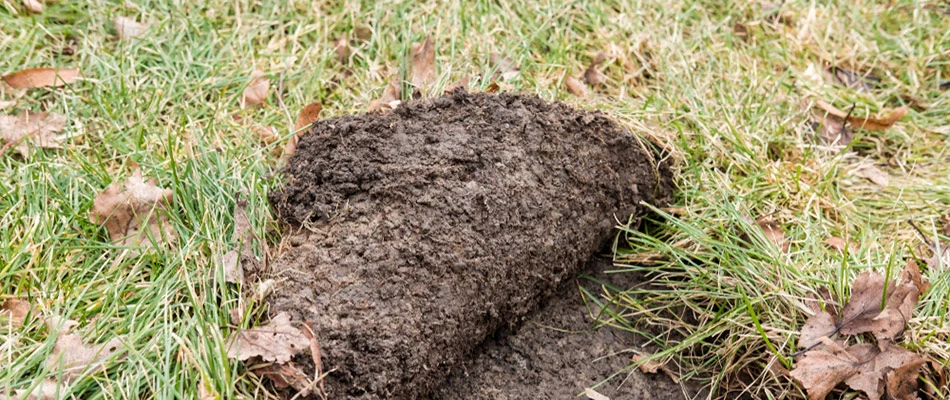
[433,257,692,400]
[266,90,674,399]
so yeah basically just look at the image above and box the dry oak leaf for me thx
[368,78,401,112]
[489,53,519,81]
[410,35,436,95]
[240,70,270,108]
[251,363,314,395]
[755,215,789,253]
[0,379,64,400]
[814,100,908,131]
[810,112,853,146]
[90,169,177,249]
[23,0,44,13]
[565,75,588,97]
[227,312,310,364]
[113,17,148,40]
[0,298,33,327]
[46,333,126,381]
[221,198,254,285]
[444,75,470,95]
[0,111,68,158]
[2,68,80,89]
[790,337,862,400]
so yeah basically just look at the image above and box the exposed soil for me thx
[432,256,692,400]
[267,90,674,399]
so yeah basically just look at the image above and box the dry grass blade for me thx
[2,68,80,89]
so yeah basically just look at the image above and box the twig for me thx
[908,219,934,248]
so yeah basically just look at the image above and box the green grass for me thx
[1,0,948,399]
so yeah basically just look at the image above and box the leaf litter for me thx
[113,17,148,40]
[565,75,588,97]
[0,111,68,158]
[0,298,33,327]
[410,34,436,96]
[792,259,930,399]
[489,52,519,81]
[583,51,608,86]
[814,100,907,131]
[226,312,321,396]
[240,70,270,108]
[2,68,80,89]
[89,168,177,249]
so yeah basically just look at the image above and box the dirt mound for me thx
[267,90,673,399]
[433,257,692,400]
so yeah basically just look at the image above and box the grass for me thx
[0,0,947,399]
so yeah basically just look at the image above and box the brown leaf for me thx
[0,100,16,111]
[0,111,68,158]
[922,243,950,271]
[583,52,607,86]
[900,259,930,294]
[733,22,749,41]
[829,66,879,92]
[410,35,436,94]
[368,78,400,112]
[846,341,924,400]
[221,198,253,285]
[240,70,270,108]
[251,363,314,396]
[23,0,43,13]
[444,75,470,94]
[810,113,853,146]
[824,237,859,253]
[251,123,278,144]
[293,102,322,132]
[46,333,125,381]
[885,353,926,400]
[565,76,588,97]
[790,337,861,400]
[332,38,350,64]
[113,17,148,40]
[4,379,63,400]
[2,68,80,89]
[89,169,177,249]
[856,165,889,187]
[838,270,921,340]
[814,100,908,131]
[755,215,789,253]
[354,26,372,42]
[798,311,836,349]
[0,298,33,327]
[227,312,310,364]
[489,53,519,81]
[631,353,664,374]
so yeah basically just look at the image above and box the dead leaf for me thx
[0,100,16,111]
[0,111,68,158]
[2,68,80,89]
[885,353,927,399]
[0,298,33,327]
[489,53,519,81]
[46,333,125,381]
[829,66,879,92]
[790,337,861,400]
[251,363,314,396]
[485,81,511,93]
[583,387,610,400]
[354,26,372,42]
[113,17,148,40]
[227,312,310,364]
[332,38,350,64]
[733,22,749,41]
[824,237,859,253]
[3,379,63,400]
[23,0,43,13]
[293,102,322,132]
[631,353,664,374]
[368,78,400,112]
[444,75,470,94]
[810,113,853,146]
[240,70,270,108]
[798,310,836,349]
[900,259,930,294]
[838,270,920,340]
[814,100,908,131]
[222,198,253,285]
[856,165,889,187]
[755,215,789,253]
[251,123,278,144]
[410,35,436,95]
[89,169,177,249]
[565,76,588,97]
[845,341,924,400]
[583,52,607,86]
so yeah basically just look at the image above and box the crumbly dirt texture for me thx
[433,257,691,400]
[267,90,674,399]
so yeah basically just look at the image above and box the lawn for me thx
[1,0,948,399]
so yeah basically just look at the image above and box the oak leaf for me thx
[113,17,148,40]
[0,111,68,157]
[2,68,80,89]
[240,70,270,108]
[790,338,861,400]
[814,100,907,131]
[755,215,789,253]
[90,169,177,249]
[368,78,400,112]
[489,53,519,81]
[227,312,310,364]
[410,35,435,95]
[0,298,33,327]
